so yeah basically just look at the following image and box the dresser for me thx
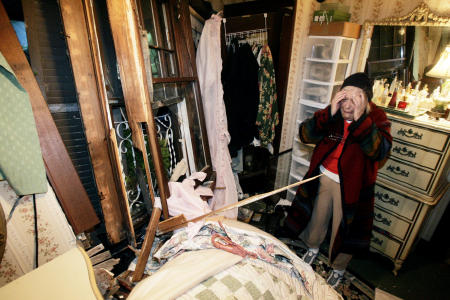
[370,114,450,275]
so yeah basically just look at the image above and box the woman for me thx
[283,73,392,288]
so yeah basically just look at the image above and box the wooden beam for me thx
[59,0,131,244]
[0,2,99,234]
[132,207,161,282]
[106,0,170,218]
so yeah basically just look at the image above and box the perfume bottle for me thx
[397,88,408,110]
[388,87,398,108]
[381,83,390,106]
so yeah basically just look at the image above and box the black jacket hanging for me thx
[222,40,260,157]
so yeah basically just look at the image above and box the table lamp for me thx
[426,45,450,118]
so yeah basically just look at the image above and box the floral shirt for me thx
[256,45,279,147]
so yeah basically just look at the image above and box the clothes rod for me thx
[226,28,269,37]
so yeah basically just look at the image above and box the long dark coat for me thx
[284,102,392,262]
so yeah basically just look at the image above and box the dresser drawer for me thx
[390,140,441,170]
[379,158,434,192]
[391,121,448,152]
[374,185,419,220]
[370,230,401,259]
[373,207,410,240]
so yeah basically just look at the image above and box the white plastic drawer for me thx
[374,184,419,221]
[339,39,353,59]
[301,80,340,104]
[373,207,410,240]
[290,159,309,180]
[286,188,296,201]
[334,63,348,82]
[298,105,318,121]
[292,140,314,162]
[304,61,349,83]
[306,37,337,60]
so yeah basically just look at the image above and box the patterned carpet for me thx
[281,239,375,300]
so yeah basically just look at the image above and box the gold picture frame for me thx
[356,2,450,72]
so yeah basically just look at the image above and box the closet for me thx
[219,1,294,198]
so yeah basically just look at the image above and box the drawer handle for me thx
[392,146,416,158]
[375,192,399,206]
[387,165,409,177]
[397,128,422,140]
[374,213,392,226]
[371,236,384,246]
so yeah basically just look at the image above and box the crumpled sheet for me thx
[155,172,213,238]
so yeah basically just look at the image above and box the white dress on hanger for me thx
[196,14,237,219]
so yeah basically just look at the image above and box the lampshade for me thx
[426,45,450,79]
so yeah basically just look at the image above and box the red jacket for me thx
[285,102,392,260]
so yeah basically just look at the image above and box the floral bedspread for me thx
[129,219,341,299]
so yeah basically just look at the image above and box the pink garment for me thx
[196,14,237,218]
[155,172,211,218]
[155,172,212,237]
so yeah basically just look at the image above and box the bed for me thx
[127,216,342,300]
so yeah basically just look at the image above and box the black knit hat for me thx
[341,72,373,101]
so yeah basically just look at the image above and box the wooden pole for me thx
[158,174,323,234]
[132,207,161,282]
[131,174,322,282]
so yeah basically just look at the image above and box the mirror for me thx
[366,25,449,89]
[356,2,450,116]
[357,2,450,85]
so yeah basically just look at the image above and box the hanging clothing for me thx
[196,14,237,219]
[256,44,279,148]
[0,52,47,195]
[222,40,260,157]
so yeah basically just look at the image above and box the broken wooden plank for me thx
[93,258,120,272]
[0,1,99,234]
[91,250,112,266]
[157,214,187,234]
[108,129,137,247]
[87,243,105,257]
[132,207,161,282]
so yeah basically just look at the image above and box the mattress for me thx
[128,216,342,300]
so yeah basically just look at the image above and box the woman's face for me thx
[340,86,365,120]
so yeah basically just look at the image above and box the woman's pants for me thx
[299,175,352,270]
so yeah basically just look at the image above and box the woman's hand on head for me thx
[352,90,368,121]
[331,90,347,116]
